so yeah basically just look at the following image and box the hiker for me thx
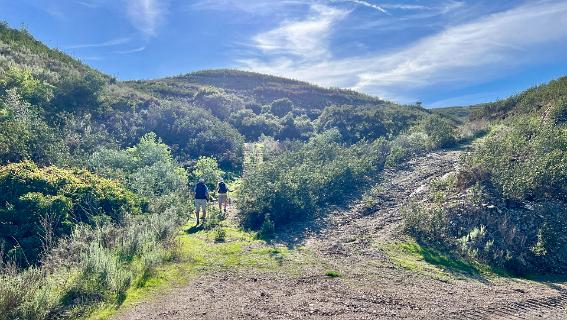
[217,178,230,213]
[194,178,209,224]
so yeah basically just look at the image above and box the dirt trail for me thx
[113,150,567,320]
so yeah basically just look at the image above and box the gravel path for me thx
[113,150,567,320]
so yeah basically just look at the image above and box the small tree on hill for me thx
[270,98,294,117]
[192,156,224,189]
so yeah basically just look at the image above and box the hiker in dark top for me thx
[217,178,230,213]
[194,178,209,224]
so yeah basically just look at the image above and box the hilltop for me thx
[127,69,390,116]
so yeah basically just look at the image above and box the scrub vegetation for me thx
[1,21,567,320]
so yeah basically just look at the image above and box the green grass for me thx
[86,220,292,319]
[324,270,341,278]
[379,240,502,281]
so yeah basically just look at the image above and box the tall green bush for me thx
[89,133,189,199]
[238,130,390,229]
[192,156,224,190]
[0,162,142,265]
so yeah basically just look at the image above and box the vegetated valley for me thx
[1,23,566,320]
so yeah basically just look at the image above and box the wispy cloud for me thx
[252,4,348,60]
[381,4,430,10]
[125,0,168,37]
[76,1,100,9]
[191,0,307,15]
[65,37,130,49]
[334,0,388,14]
[240,0,567,103]
[115,46,146,54]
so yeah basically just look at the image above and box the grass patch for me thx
[325,270,341,278]
[380,240,501,281]
[87,219,292,319]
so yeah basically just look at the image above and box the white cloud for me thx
[191,0,307,15]
[381,4,430,10]
[125,0,168,37]
[252,4,348,60]
[335,0,387,13]
[65,37,130,49]
[239,0,567,103]
[76,1,100,9]
[115,46,146,54]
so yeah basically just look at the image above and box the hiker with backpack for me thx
[217,178,230,213]
[194,178,209,224]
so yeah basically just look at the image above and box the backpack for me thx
[195,182,208,199]
[218,182,228,193]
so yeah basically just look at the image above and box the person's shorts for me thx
[218,193,228,203]
[195,199,207,211]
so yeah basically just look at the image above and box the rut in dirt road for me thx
[112,150,567,320]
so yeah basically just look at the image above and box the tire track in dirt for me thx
[454,289,567,320]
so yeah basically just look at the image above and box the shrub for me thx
[89,133,189,199]
[406,116,567,274]
[0,89,69,166]
[257,215,275,240]
[385,132,429,167]
[0,65,54,106]
[0,161,142,265]
[144,101,244,169]
[468,117,567,202]
[238,131,390,229]
[415,115,456,149]
[213,227,227,243]
[191,156,224,190]
[0,204,184,319]
[317,105,389,143]
[229,109,282,141]
[269,98,294,117]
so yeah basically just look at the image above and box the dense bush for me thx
[414,115,456,149]
[385,115,457,166]
[0,65,53,107]
[229,109,281,141]
[89,133,188,199]
[0,89,69,166]
[144,101,244,169]
[317,104,424,144]
[269,98,294,117]
[191,156,224,190]
[0,162,142,266]
[468,117,567,202]
[238,130,390,229]
[405,116,567,274]
[192,86,245,120]
[317,105,389,143]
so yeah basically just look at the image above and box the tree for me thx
[317,105,388,143]
[0,65,54,106]
[229,109,281,141]
[270,98,294,117]
[192,156,224,190]
[89,133,188,199]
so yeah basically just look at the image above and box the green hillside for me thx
[3,21,566,320]
[128,69,390,116]
[407,76,567,275]
[471,76,567,122]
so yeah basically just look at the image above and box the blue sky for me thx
[2,0,567,107]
